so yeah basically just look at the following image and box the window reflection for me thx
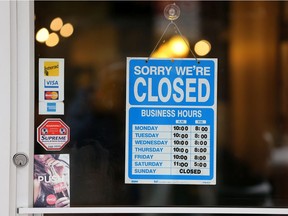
[35,1,288,208]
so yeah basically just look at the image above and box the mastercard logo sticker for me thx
[45,91,59,100]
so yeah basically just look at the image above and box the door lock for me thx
[13,153,29,167]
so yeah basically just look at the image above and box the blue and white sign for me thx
[125,58,217,185]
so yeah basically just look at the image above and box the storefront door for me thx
[3,0,288,215]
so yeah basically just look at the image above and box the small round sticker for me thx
[46,194,56,205]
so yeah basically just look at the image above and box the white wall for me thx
[0,1,15,215]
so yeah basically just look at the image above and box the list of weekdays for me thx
[125,58,217,184]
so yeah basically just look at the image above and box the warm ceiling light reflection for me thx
[152,36,190,58]
[151,51,171,58]
[152,44,172,58]
[194,40,211,56]
[168,35,189,57]
[50,17,63,31]
[36,28,49,43]
[60,23,74,38]
[45,33,59,47]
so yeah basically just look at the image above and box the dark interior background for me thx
[34,0,288,211]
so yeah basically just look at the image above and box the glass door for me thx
[16,0,288,215]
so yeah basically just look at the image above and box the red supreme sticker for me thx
[37,118,70,151]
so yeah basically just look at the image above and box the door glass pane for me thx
[34,0,288,209]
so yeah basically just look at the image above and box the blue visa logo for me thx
[47,102,56,112]
[44,79,59,88]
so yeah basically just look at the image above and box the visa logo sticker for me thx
[44,79,59,88]
[44,61,59,76]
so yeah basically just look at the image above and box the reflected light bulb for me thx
[36,28,49,43]
[60,23,74,38]
[152,44,172,58]
[169,36,189,57]
[194,40,211,56]
[151,51,171,58]
[50,17,63,31]
[45,33,59,47]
